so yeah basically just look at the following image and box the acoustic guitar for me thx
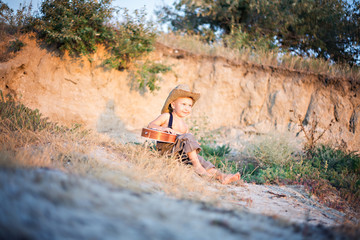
[141,128,177,143]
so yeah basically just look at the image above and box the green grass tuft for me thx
[0,91,52,131]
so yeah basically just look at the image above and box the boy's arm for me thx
[147,113,176,134]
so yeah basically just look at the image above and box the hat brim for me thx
[161,89,200,114]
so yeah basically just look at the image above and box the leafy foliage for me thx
[1,0,164,97]
[157,0,250,42]
[8,39,25,53]
[30,0,156,71]
[223,26,279,52]
[0,91,52,131]
[0,91,90,137]
[104,9,156,70]
[200,144,239,173]
[32,0,114,56]
[201,144,231,159]
[0,0,33,35]
[310,145,360,193]
[130,61,171,93]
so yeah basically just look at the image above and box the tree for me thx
[156,0,251,42]
[157,0,360,65]
[0,0,33,34]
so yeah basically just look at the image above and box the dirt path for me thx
[218,183,352,226]
[0,168,358,240]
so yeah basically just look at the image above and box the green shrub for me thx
[201,144,231,158]
[0,0,33,35]
[0,91,52,131]
[242,157,320,184]
[0,91,90,138]
[7,39,24,53]
[189,116,237,173]
[31,0,156,70]
[309,145,360,199]
[310,145,360,174]
[130,60,171,93]
[200,144,238,173]
[245,133,298,168]
[32,0,114,57]
[104,9,156,70]
[223,26,278,53]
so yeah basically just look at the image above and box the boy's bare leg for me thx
[187,150,212,176]
[207,168,241,184]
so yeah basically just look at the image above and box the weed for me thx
[104,8,156,70]
[309,145,360,205]
[130,60,171,93]
[296,112,334,153]
[201,144,231,158]
[200,144,238,173]
[7,38,24,53]
[0,91,52,131]
[29,1,156,71]
[245,132,299,168]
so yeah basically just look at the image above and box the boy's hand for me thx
[162,127,176,134]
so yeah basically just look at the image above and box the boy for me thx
[148,84,240,184]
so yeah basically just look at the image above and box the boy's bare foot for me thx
[220,172,241,185]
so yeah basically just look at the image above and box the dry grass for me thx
[0,121,223,202]
[157,33,360,81]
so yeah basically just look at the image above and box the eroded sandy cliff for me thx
[1,35,359,150]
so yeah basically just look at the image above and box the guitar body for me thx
[141,128,177,143]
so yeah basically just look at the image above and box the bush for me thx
[310,145,360,174]
[223,26,278,53]
[104,9,156,70]
[0,91,90,138]
[7,39,25,53]
[0,91,52,131]
[0,0,33,35]
[245,133,298,168]
[32,0,114,57]
[200,144,238,173]
[31,0,157,71]
[130,60,171,93]
[30,0,161,93]
[309,145,360,200]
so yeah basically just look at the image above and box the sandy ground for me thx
[0,167,358,240]
[219,183,353,226]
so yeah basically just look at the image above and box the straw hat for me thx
[161,84,200,114]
